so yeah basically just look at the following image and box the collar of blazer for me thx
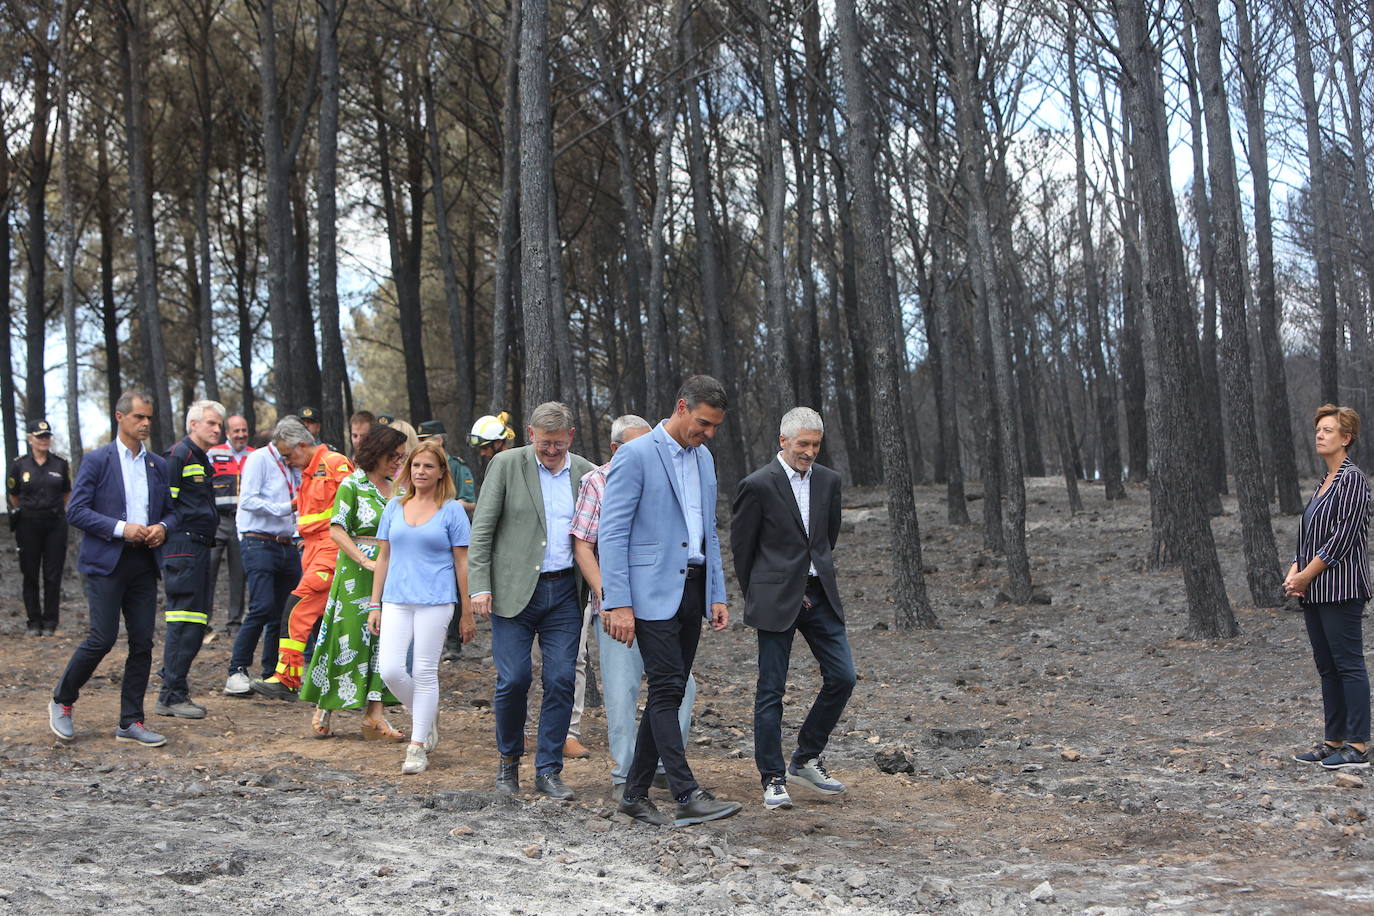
[651,423,698,515]
[519,444,580,533]
[1314,457,1358,501]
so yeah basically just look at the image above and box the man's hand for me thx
[458,609,477,643]
[471,593,493,619]
[144,524,167,548]
[709,602,728,631]
[604,607,636,647]
[121,523,149,543]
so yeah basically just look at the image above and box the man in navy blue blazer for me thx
[49,392,176,747]
[599,375,742,827]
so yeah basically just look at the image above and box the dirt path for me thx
[1,479,1369,914]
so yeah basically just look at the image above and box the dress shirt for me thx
[570,461,610,611]
[236,443,300,538]
[777,453,818,576]
[537,451,575,572]
[660,422,705,564]
[112,438,151,538]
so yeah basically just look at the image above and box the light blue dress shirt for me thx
[660,423,705,564]
[112,438,150,538]
[236,443,300,538]
[537,452,575,572]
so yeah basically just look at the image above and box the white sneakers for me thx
[763,778,793,810]
[224,669,252,696]
[402,744,428,775]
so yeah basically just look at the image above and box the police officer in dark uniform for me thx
[7,420,71,635]
[156,400,225,718]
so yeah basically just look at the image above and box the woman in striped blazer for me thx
[1286,404,1372,770]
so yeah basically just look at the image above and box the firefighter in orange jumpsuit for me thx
[250,437,352,700]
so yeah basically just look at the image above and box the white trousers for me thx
[378,601,453,746]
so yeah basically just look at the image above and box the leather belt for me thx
[539,567,574,580]
[685,564,705,580]
[244,531,294,545]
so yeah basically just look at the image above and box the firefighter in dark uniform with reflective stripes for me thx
[7,419,71,635]
[156,400,226,719]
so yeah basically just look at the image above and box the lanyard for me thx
[269,445,297,499]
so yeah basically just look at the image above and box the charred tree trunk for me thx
[0,116,17,465]
[518,0,557,407]
[837,0,936,629]
[117,0,174,448]
[1289,2,1340,405]
[57,0,82,471]
[24,3,52,425]
[316,0,345,447]
[1112,0,1236,637]
[1195,0,1282,607]
[490,0,520,413]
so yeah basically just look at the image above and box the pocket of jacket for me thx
[629,551,657,567]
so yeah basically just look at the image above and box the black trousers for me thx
[626,574,705,799]
[159,532,213,704]
[53,545,159,728]
[16,513,67,627]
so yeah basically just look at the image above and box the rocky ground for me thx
[0,477,1370,915]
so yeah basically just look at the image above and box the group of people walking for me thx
[33,376,861,827]
[22,380,1373,829]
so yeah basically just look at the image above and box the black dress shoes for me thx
[618,795,671,826]
[674,788,742,827]
[534,771,575,800]
[496,756,520,794]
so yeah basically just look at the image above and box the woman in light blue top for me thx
[368,441,474,775]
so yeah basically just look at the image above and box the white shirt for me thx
[236,443,300,538]
[777,453,817,576]
[113,438,151,539]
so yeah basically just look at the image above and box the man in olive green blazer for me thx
[469,402,594,800]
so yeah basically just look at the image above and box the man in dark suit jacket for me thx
[731,407,856,811]
[48,392,177,748]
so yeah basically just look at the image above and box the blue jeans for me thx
[754,584,856,782]
[490,575,582,774]
[596,620,696,784]
[53,544,158,728]
[1304,599,1371,743]
[230,537,301,677]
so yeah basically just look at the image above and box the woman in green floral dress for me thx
[300,424,410,737]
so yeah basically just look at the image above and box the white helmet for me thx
[469,412,515,446]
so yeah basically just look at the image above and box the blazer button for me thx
[679,569,685,574]
[681,542,687,547]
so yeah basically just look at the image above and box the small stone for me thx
[449,825,476,837]
[152,842,168,852]
[376,866,393,877]
[1257,795,1274,810]
[1060,748,1081,762]
[792,882,818,901]
[1335,773,1365,789]
[523,844,543,859]
[846,871,869,889]
[585,819,611,834]
[874,745,916,775]
[1029,880,1055,903]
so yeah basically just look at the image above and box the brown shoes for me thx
[564,736,591,758]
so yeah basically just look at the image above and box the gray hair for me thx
[528,401,575,432]
[114,390,153,416]
[780,407,824,439]
[610,414,651,444]
[185,399,226,434]
[273,416,314,451]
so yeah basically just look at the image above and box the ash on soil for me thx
[1,479,1370,914]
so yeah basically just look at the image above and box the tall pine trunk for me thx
[1195,0,1282,607]
[836,0,936,629]
[1113,0,1235,637]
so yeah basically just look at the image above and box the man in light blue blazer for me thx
[599,375,742,827]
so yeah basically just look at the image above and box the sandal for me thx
[361,717,406,742]
[311,708,334,739]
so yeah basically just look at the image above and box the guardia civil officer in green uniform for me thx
[156,399,225,718]
[7,419,71,635]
